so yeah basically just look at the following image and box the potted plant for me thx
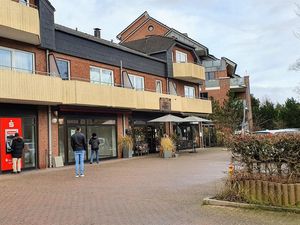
[119,135,133,158]
[160,136,175,158]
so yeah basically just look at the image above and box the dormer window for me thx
[175,50,187,63]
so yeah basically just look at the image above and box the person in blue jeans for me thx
[71,126,87,178]
[89,133,100,164]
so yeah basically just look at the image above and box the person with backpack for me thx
[10,133,25,174]
[89,133,100,164]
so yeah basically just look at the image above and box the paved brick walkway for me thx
[0,148,299,225]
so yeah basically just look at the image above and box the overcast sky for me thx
[50,0,300,104]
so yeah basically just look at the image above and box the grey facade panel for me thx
[54,31,166,77]
[166,50,173,77]
[38,0,55,50]
[149,52,167,61]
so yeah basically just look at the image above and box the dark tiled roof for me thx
[121,36,176,54]
[55,24,166,63]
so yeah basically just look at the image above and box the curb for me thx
[202,197,300,214]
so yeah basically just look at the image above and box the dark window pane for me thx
[57,60,69,80]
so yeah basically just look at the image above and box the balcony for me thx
[0,69,63,105]
[230,77,246,92]
[0,69,212,114]
[173,63,205,83]
[0,0,40,45]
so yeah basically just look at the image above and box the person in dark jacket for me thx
[71,126,86,177]
[10,133,25,174]
[89,133,100,164]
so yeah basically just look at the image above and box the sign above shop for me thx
[159,98,171,112]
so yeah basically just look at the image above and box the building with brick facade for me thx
[0,0,211,173]
[117,11,253,131]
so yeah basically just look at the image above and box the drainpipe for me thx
[122,114,126,136]
[166,78,169,94]
[46,49,53,168]
[48,106,52,168]
[120,60,123,87]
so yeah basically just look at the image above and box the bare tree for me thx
[290,4,300,71]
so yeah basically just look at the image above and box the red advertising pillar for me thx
[0,118,22,171]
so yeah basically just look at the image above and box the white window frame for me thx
[56,58,70,80]
[128,74,144,91]
[0,46,34,74]
[155,80,162,93]
[90,66,114,86]
[175,50,187,63]
[184,85,195,98]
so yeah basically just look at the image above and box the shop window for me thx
[0,47,34,73]
[175,50,187,63]
[87,126,117,158]
[90,66,114,86]
[129,74,144,91]
[156,80,162,93]
[184,85,195,98]
[57,59,70,80]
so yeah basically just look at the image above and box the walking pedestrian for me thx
[89,133,100,164]
[71,126,86,178]
[10,133,25,174]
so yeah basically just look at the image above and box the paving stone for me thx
[0,148,299,225]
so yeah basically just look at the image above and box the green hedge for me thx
[227,134,300,180]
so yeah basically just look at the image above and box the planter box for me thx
[123,149,133,158]
[163,151,172,158]
[234,180,300,207]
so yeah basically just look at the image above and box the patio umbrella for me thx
[148,114,184,123]
[148,114,184,137]
[182,116,212,123]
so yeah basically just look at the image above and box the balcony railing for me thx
[230,77,245,87]
[173,63,205,83]
[0,0,40,45]
[0,67,212,114]
[205,79,220,88]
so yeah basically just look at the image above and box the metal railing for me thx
[205,79,220,88]
[230,77,245,87]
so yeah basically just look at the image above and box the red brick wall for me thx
[38,107,48,169]
[172,46,195,63]
[214,70,228,79]
[0,37,47,74]
[117,114,123,158]
[171,79,199,97]
[119,14,149,42]
[116,113,131,158]
[51,122,59,157]
[123,19,169,43]
[203,77,230,105]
